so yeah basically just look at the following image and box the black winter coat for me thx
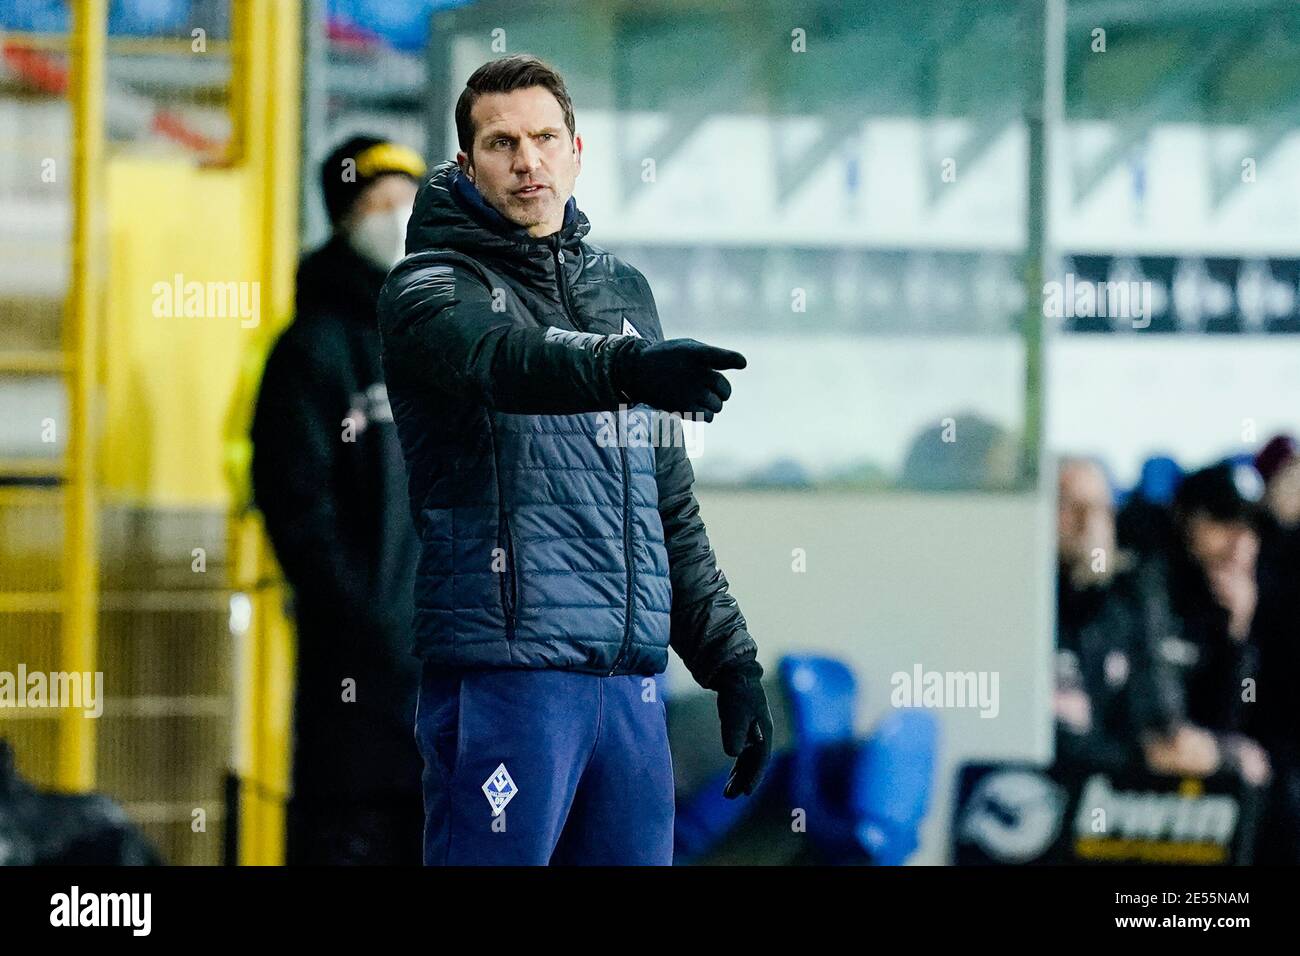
[377,160,756,689]
[250,235,421,797]
[1055,558,1185,774]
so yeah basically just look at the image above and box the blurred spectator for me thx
[900,412,1019,491]
[1118,455,1300,863]
[1257,433,1300,534]
[1163,458,1300,863]
[1054,457,1215,779]
[250,135,427,865]
[1165,462,1272,786]
[1255,434,1300,584]
[0,740,161,865]
[1254,434,1296,496]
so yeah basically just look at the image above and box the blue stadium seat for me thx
[778,656,859,859]
[1,0,189,34]
[779,655,858,746]
[850,708,938,865]
[672,756,792,863]
[673,655,937,864]
[328,0,475,50]
[780,654,936,864]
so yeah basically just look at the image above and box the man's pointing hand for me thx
[615,337,747,421]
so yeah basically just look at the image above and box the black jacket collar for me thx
[406,160,590,265]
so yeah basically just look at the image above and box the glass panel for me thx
[418,0,1038,490]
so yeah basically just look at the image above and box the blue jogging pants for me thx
[415,664,676,865]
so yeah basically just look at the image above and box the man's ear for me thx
[456,150,473,182]
[573,133,582,174]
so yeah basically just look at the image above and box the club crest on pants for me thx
[482,762,517,816]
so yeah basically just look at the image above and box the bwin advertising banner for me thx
[951,763,1263,866]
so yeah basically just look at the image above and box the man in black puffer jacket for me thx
[251,135,428,864]
[379,55,772,865]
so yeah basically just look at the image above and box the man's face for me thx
[1185,515,1258,578]
[457,85,582,238]
[1057,461,1116,577]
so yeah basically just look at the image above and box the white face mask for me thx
[349,202,412,270]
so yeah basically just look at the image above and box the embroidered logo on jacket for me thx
[621,316,642,338]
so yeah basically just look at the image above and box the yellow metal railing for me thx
[225,0,303,866]
[58,0,107,792]
[0,0,302,863]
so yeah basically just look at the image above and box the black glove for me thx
[713,660,773,798]
[614,337,747,422]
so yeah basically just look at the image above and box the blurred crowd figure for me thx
[251,135,427,864]
[900,411,1021,492]
[0,740,161,865]
[1055,436,1300,864]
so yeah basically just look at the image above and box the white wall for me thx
[679,332,1025,483]
[669,335,1300,488]
[1049,337,1300,486]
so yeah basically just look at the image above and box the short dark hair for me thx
[454,54,576,159]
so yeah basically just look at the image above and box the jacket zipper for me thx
[550,237,634,675]
[487,417,516,637]
[504,518,518,626]
[609,443,634,676]
[552,237,584,332]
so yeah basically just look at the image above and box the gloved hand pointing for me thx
[614,337,747,421]
[713,659,774,798]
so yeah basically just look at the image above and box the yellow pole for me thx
[230,0,302,864]
[59,0,107,791]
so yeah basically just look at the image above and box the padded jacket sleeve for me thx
[655,424,760,689]
[377,254,641,415]
[628,267,759,689]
